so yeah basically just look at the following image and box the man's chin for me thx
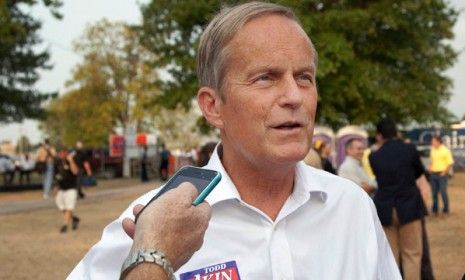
[270,144,309,163]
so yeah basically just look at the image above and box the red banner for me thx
[109,135,125,157]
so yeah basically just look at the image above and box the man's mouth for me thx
[273,121,304,130]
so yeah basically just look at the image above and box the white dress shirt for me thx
[68,147,400,280]
[338,156,378,189]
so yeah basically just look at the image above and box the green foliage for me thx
[41,20,159,146]
[140,0,458,129]
[0,0,61,123]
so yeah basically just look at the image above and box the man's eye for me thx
[297,74,314,85]
[299,74,313,82]
[257,74,272,81]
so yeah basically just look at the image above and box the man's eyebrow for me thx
[245,64,315,77]
[246,65,281,74]
[296,65,315,74]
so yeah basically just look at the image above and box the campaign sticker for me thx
[179,261,241,280]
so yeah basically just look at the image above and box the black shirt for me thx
[369,139,426,225]
[74,149,90,170]
[55,159,77,190]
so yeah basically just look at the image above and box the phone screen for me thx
[160,174,216,196]
[135,166,221,222]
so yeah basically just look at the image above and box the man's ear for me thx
[197,87,224,129]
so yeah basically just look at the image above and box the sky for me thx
[0,0,464,145]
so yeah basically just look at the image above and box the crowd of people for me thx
[304,119,454,280]
[0,152,37,186]
[18,140,93,233]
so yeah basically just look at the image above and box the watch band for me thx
[120,249,175,280]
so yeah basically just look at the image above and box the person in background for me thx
[54,147,80,233]
[338,138,377,195]
[369,118,426,280]
[361,136,381,181]
[428,135,454,215]
[197,142,217,167]
[73,141,93,199]
[140,145,149,182]
[303,146,322,169]
[315,140,336,174]
[19,153,35,185]
[159,143,170,181]
[36,139,56,198]
[0,155,16,186]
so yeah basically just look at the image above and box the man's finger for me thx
[122,218,136,239]
[167,183,199,202]
[132,204,144,216]
[193,201,212,229]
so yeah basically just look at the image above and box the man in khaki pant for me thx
[369,118,426,280]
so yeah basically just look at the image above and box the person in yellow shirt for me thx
[429,135,454,214]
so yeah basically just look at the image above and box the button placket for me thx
[269,220,294,280]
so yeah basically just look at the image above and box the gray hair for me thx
[197,1,318,100]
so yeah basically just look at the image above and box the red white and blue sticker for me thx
[179,261,241,280]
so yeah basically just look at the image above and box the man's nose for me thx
[279,76,304,109]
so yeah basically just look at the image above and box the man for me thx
[36,139,56,198]
[140,145,149,182]
[19,153,35,185]
[311,140,336,174]
[0,154,16,186]
[69,2,399,279]
[369,118,426,280]
[73,141,93,199]
[54,147,80,233]
[429,135,454,214]
[338,138,377,194]
[159,143,170,181]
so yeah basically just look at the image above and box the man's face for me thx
[347,140,365,161]
[431,137,441,148]
[59,150,68,159]
[217,15,317,166]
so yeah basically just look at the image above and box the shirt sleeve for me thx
[446,148,454,165]
[67,189,159,280]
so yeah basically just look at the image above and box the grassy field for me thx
[0,174,464,280]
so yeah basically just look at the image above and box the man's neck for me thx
[219,146,296,221]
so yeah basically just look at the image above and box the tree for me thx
[40,86,117,147]
[41,20,159,146]
[15,135,32,154]
[0,0,61,123]
[140,0,458,129]
[154,102,219,151]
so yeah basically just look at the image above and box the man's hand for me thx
[122,204,144,239]
[361,182,375,194]
[122,183,212,271]
[416,174,431,205]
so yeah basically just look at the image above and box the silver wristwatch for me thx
[120,249,175,280]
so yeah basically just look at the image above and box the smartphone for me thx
[135,166,221,222]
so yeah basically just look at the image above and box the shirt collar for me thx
[204,144,328,206]
[295,162,328,203]
[203,144,241,206]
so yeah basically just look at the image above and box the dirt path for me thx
[0,182,155,214]
[0,175,463,279]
